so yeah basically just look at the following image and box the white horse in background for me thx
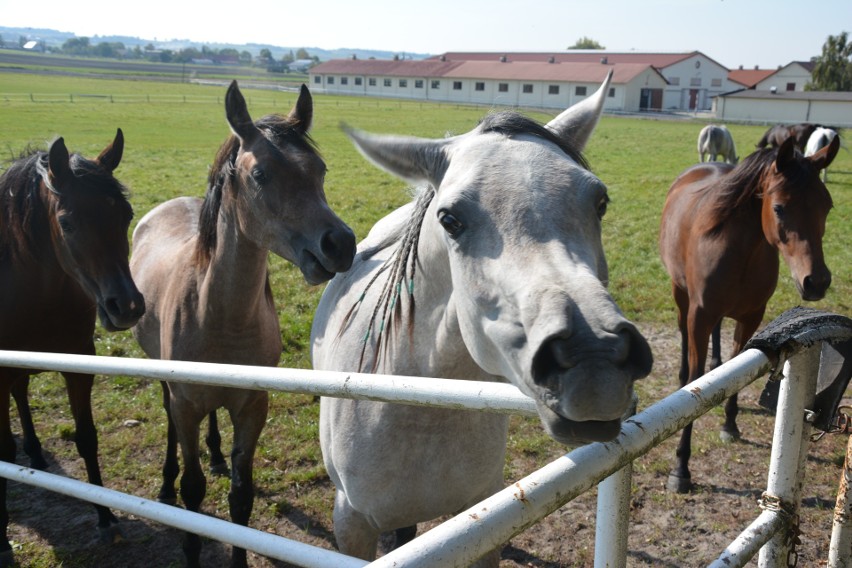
[698,124,738,164]
[805,126,839,181]
[311,71,653,566]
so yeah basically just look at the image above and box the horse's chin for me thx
[97,305,135,332]
[535,401,623,445]
[298,251,336,286]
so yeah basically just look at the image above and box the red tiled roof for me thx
[443,61,658,84]
[311,59,663,85]
[429,51,701,68]
[311,59,463,77]
[728,68,776,88]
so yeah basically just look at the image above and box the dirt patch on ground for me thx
[5,322,850,567]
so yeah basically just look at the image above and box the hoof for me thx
[97,522,125,544]
[719,429,740,443]
[666,473,692,494]
[29,456,49,471]
[210,462,230,476]
[0,549,13,568]
[157,495,178,506]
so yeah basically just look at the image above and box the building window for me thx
[399,79,408,88]
[498,83,508,92]
[431,80,440,89]
[711,78,721,87]
[690,77,701,86]
[355,77,363,86]
[522,84,533,94]
[786,82,796,91]
[608,87,615,97]
[548,85,559,95]
[313,76,321,84]
[328,76,335,85]
[341,77,348,85]
[475,82,485,91]
[670,77,680,86]
[575,86,587,96]
[369,78,376,86]
[453,81,463,90]
[415,80,423,88]
[384,79,392,87]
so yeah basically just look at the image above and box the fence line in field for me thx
[0,334,845,567]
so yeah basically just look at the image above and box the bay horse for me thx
[697,124,738,164]
[130,81,355,568]
[311,71,653,565]
[0,131,145,566]
[757,122,818,152]
[659,134,840,493]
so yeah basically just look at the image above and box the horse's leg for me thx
[157,381,180,505]
[709,322,722,371]
[332,488,381,560]
[63,371,121,542]
[226,391,268,568]
[393,525,417,548]
[10,375,47,470]
[206,410,229,476]
[722,311,765,442]
[668,295,712,493]
[0,378,17,567]
[171,399,207,568]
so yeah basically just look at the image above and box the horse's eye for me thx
[773,204,785,219]
[251,167,267,184]
[597,195,609,219]
[437,209,464,237]
[58,216,75,234]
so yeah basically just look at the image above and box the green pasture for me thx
[1,73,850,566]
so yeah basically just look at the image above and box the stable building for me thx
[309,56,668,113]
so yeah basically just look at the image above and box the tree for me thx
[807,32,852,91]
[295,48,311,60]
[568,37,605,50]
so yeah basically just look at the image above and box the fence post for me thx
[758,345,820,567]
[828,434,852,567]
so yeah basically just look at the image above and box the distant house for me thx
[309,55,668,113]
[754,61,815,92]
[287,59,314,72]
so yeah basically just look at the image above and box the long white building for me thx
[309,51,739,112]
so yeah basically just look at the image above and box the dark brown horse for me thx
[659,135,840,493]
[757,122,819,152]
[0,131,145,565]
[130,82,355,568]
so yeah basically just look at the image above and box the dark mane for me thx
[477,111,590,171]
[706,147,778,230]
[0,147,130,262]
[194,113,319,266]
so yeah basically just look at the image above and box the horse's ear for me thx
[774,136,798,171]
[288,84,313,134]
[343,125,450,188]
[808,134,840,171]
[545,69,611,152]
[96,128,124,172]
[47,137,72,188]
[225,80,260,143]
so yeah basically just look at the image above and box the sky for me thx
[2,0,849,70]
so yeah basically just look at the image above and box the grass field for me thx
[1,72,851,566]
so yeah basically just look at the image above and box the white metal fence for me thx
[0,316,849,567]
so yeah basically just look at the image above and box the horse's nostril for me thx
[320,227,356,271]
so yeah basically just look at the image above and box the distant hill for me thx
[0,26,431,61]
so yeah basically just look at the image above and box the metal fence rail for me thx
[0,339,844,567]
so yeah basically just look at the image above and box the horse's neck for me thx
[197,199,274,324]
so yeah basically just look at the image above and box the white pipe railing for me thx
[0,344,843,567]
